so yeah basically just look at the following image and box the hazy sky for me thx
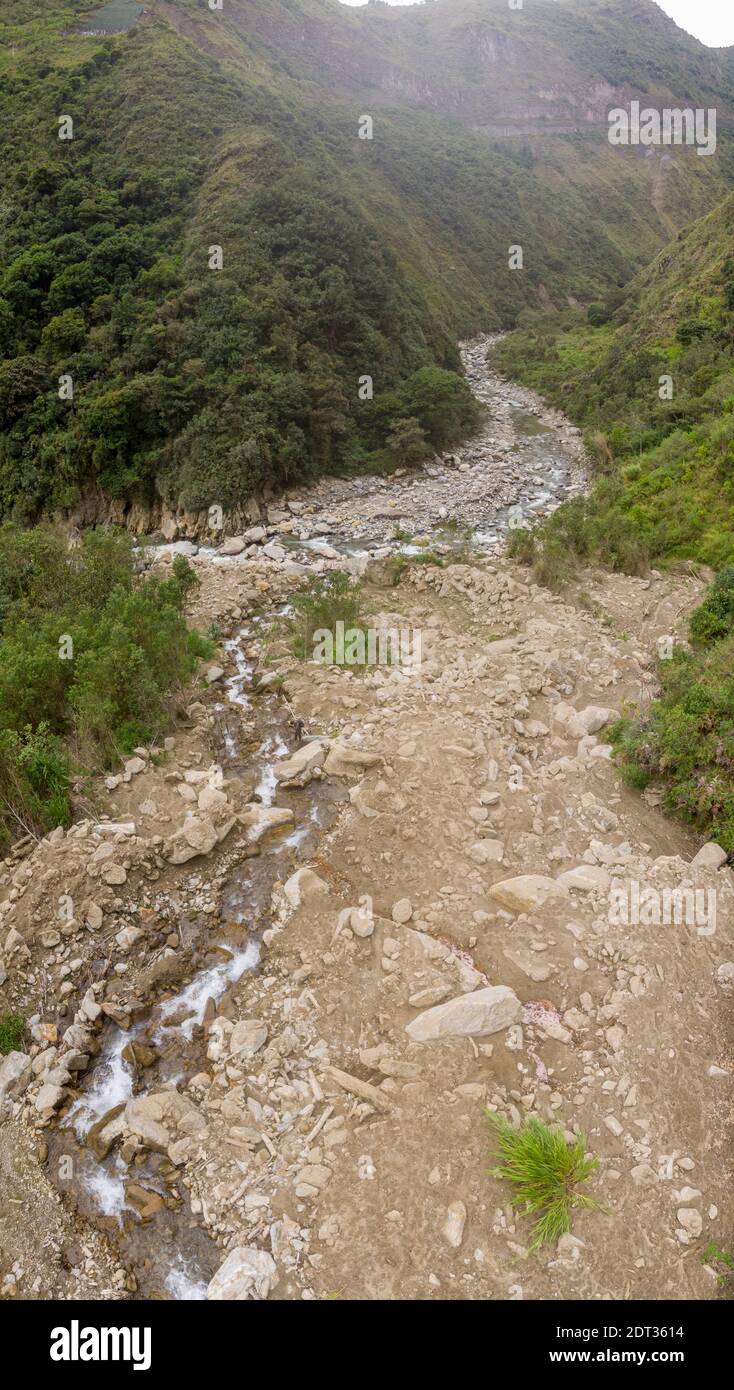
[338,1,734,48]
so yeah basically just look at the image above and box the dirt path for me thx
[1,344,731,1303]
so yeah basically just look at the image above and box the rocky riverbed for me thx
[149,335,587,570]
[1,340,732,1303]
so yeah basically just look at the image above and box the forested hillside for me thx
[1,0,732,522]
[496,191,734,570]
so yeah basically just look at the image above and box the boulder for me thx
[101,862,127,886]
[406,985,522,1041]
[241,805,294,841]
[0,1050,32,1102]
[35,1083,65,1112]
[557,864,611,892]
[198,784,228,813]
[323,744,382,777]
[229,1019,268,1058]
[124,1090,206,1154]
[274,740,327,783]
[488,875,570,913]
[207,1246,278,1301]
[554,703,617,738]
[87,1103,126,1160]
[469,839,504,865]
[283,867,329,909]
[691,842,728,870]
[166,814,235,864]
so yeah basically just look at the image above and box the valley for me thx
[0,342,731,1302]
[0,0,732,1318]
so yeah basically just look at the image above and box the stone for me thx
[125,1090,206,1153]
[405,985,522,1042]
[391,898,413,924]
[488,875,569,914]
[323,744,382,777]
[557,864,610,892]
[207,1247,278,1301]
[35,1083,65,1112]
[295,1164,332,1190]
[85,901,104,931]
[198,784,228,812]
[691,842,727,870]
[409,985,452,1008]
[442,1200,467,1248]
[0,1050,32,1102]
[206,666,225,684]
[87,1104,126,1160]
[124,756,146,776]
[283,867,329,908]
[274,741,327,783]
[229,1019,267,1058]
[341,900,374,937]
[554,704,618,738]
[167,814,235,864]
[677,1208,702,1237]
[243,805,294,840]
[115,925,141,951]
[101,862,127,886]
[469,839,504,865]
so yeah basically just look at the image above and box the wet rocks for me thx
[124,1090,207,1158]
[87,1104,127,1161]
[274,740,328,783]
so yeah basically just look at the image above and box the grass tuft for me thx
[487,1111,600,1250]
[0,1011,25,1055]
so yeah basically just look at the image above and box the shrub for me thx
[689,566,734,647]
[487,1111,600,1250]
[0,725,70,847]
[610,634,734,849]
[288,571,365,660]
[0,525,211,845]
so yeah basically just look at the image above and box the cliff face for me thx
[225,0,734,127]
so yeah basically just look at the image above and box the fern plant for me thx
[487,1111,601,1250]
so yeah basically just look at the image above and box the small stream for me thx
[50,611,344,1299]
